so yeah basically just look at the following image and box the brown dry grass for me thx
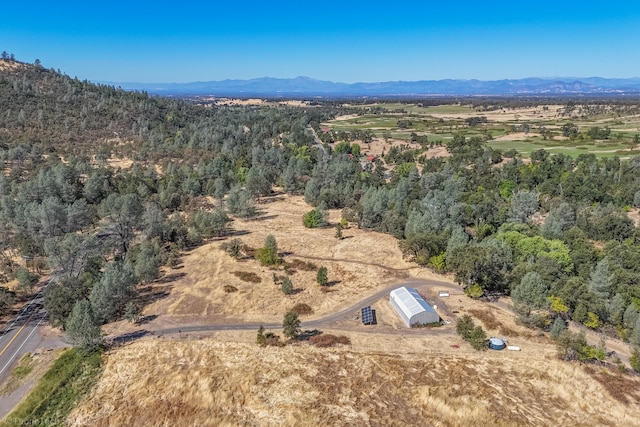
[143,194,416,323]
[308,334,350,347]
[67,339,640,427]
[627,208,640,227]
[231,271,261,283]
[429,105,565,122]
[289,303,313,316]
[0,60,26,73]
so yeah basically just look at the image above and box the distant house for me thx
[366,155,376,162]
[389,287,440,327]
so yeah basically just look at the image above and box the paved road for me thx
[0,277,56,386]
[306,125,327,156]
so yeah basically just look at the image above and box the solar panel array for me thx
[361,306,377,325]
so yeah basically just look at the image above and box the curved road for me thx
[150,277,462,337]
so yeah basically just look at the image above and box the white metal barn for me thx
[389,287,440,327]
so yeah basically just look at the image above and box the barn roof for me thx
[389,287,437,318]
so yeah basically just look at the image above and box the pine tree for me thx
[282,312,300,339]
[281,276,293,295]
[588,257,614,299]
[90,261,137,323]
[512,272,548,316]
[256,325,266,346]
[66,299,102,350]
[550,316,567,339]
[316,266,328,286]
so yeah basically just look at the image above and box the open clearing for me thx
[132,194,421,326]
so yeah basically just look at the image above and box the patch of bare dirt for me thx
[493,132,539,141]
[626,208,640,227]
[429,105,564,122]
[0,60,27,73]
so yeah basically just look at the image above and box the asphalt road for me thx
[0,277,56,386]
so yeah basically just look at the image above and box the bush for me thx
[290,303,313,315]
[464,283,484,299]
[286,259,317,271]
[303,209,326,228]
[456,314,487,350]
[257,325,282,347]
[309,334,351,347]
[456,314,475,340]
[630,347,640,373]
[221,238,244,259]
[232,271,261,283]
[554,330,599,361]
[223,285,238,293]
[316,266,328,286]
[281,276,293,295]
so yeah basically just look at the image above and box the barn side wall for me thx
[389,296,412,328]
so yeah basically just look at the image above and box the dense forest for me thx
[1,57,640,357]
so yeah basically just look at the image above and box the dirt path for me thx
[128,277,463,339]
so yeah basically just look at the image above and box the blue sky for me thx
[2,1,639,83]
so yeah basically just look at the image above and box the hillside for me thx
[67,339,640,427]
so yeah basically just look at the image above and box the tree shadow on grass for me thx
[137,284,173,307]
[156,272,186,284]
[297,329,322,341]
[135,314,158,325]
[107,329,152,346]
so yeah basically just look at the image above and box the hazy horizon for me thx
[3,1,640,83]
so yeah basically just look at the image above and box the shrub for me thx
[286,259,317,271]
[232,271,261,283]
[464,283,484,299]
[456,314,487,350]
[221,238,244,259]
[303,209,326,228]
[316,266,328,286]
[290,303,313,315]
[281,276,293,295]
[223,285,238,293]
[257,325,282,347]
[630,347,640,373]
[309,334,351,347]
[456,314,475,340]
[257,247,280,266]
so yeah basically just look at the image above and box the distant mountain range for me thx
[106,76,640,97]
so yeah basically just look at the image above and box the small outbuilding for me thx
[389,287,440,328]
[489,337,506,350]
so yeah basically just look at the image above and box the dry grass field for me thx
[67,338,640,427]
[138,194,421,325]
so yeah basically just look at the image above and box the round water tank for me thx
[489,337,506,350]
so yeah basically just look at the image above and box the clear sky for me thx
[2,1,639,83]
